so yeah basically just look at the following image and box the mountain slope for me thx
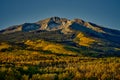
[0,17,120,57]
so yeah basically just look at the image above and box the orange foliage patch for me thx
[74,32,96,47]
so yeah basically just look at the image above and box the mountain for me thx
[0,16,120,57]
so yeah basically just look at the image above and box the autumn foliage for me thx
[0,41,120,80]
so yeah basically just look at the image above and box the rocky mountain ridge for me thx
[0,17,120,57]
[0,17,109,34]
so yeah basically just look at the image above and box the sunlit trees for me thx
[22,74,29,80]
[30,73,57,80]
[74,32,96,47]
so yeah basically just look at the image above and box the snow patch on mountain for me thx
[22,23,40,32]
[48,22,60,28]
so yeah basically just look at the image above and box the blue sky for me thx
[0,0,120,30]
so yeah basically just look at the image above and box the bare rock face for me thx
[38,17,69,31]
[0,25,22,34]
[46,17,62,30]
